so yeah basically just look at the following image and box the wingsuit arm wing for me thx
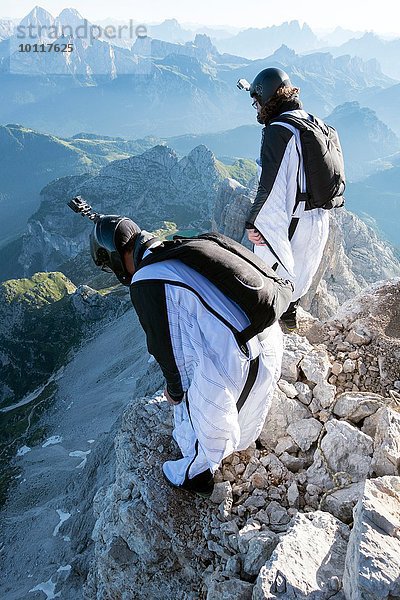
[246,124,294,228]
[130,280,184,401]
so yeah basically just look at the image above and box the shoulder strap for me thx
[271,117,311,213]
[271,113,317,130]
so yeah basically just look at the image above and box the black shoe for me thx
[163,465,214,498]
[280,300,299,331]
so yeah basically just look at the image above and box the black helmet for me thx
[250,68,291,105]
[90,215,141,286]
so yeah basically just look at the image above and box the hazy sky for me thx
[1,0,399,36]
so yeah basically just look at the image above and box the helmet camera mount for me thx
[237,78,251,91]
[67,196,102,223]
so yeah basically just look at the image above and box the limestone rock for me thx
[281,335,313,383]
[333,392,384,423]
[253,511,349,599]
[345,329,371,346]
[212,177,252,243]
[312,381,336,409]
[277,379,298,398]
[361,410,381,438]
[86,392,210,599]
[210,481,233,505]
[370,406,400,477]
[322,482,364,524]
[294,382,313,405]
[299,349,331,385]
[265,501,291,533]
[280,452,308,473]
[343,476,400,599]
[207,578,254,600]
[287,482,300,508]
[306,420,374,490]
[342,358,356,373]
[242,532,279,577]
[236,522,262,554]
[259,388,310,451]
[274,436,298,456]
[331,361,343,376]
[287,418,323,451]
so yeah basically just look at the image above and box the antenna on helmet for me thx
[67,196,102,222]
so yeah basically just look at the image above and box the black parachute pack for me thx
[271,113,346,210]
[134,232,293,349]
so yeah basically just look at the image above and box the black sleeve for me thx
[247,124,294,226]
[130,280,184,401]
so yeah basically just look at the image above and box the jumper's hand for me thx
[164,388,183,406]
[247,228,267,246]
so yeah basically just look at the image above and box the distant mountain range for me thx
[0,123,258,258]
[219,45,396,117]
[1,6,399,255]
[215,21,319,58]
[1,94,398,271]
[322,32,400,80]
[0,9,367,50]
[166,124,260,161]
[0,6,397,141]
[165,101,400,182]
[0,38,394,139]
[318,26,365,47]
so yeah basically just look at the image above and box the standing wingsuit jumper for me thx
[241,68,330,329]
[87,215,287,497]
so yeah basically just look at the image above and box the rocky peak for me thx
[193,33,216,52]
[19,6,55,29]
[270,44,297,63]
[159,18,180,29]
[55,8,85,29]
[107,143,178,171]
[16,144,224,277]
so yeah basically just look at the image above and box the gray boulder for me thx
[299,348,331,385]
[242,532,279,577]
[333,392,383,423]
[207,578,254,600]
[287,417,323,451]
[322,482,365,524]
[306,420,374,490]
[253,511,349,599]
[259,388,311,451]
[281,334,313,383]
[370,406,400,477]
[343,476,400,599]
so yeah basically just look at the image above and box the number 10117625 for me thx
[18,43,74,52]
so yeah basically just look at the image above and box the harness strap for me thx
[236,356,260,413]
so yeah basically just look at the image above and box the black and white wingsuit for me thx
[130,244,283,486]
[247,105,329,302]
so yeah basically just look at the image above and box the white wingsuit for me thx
[249,109,329,302]
[131,255,283,485]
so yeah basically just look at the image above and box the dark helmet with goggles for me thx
[237,67,291,106]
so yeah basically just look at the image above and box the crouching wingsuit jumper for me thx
[72,199,290,498]
[130,252,283,492]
